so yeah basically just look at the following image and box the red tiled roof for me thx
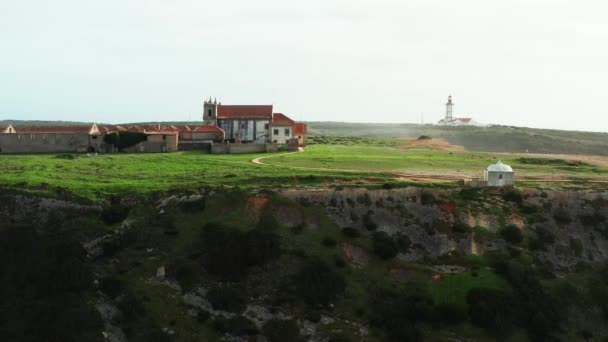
[217,105,273,119]
[272,113,295,126]
[192,125,224,133]
[438,118,472,123]
[15,125,96,134]
[294,122,307,135]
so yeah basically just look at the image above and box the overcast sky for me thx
[1,0,607,131]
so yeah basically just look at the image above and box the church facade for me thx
[202,98,306,145]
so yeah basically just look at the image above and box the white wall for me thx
[271,125,293,144]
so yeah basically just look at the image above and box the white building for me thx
[484,161,515,187]
[437,95,481,126]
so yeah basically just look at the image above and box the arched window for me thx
[499,174,503,180]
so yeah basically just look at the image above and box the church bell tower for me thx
[203,97,219,125]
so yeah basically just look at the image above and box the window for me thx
[264,123,269,129]
[499,174,503,180]
[92,135,97,140]
[162,135,166,141]
[273,129,279,135]
[284,128,290,135]
[241,123,246,128]
[208,109,212,117]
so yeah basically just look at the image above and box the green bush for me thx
[207,286,247,313]
[373,232,399,260]
[569,238,583,257]
[213,316,258,336]
[467,288,517,335]
[579,212,605,226]
[452,222,471,234]
[499,225,523,244]
[436,303,468,325]
[369,284,434,341]
[291,258,346,306]
[502,190,523,205]
[322,237,338,247]
[103,131,148,149]
[341,227,361,238]
[263,319,301,342]
[100,197,130,224]
[99,276,125,298]
[363,211,377,231]
[172,260,201,292]
[553,208,572,224]
[420,191,435,205]
[200,222,282,280]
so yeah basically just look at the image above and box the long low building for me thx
[0,124,103,153]
[0,123,227,153]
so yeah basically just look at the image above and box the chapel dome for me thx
[487,160,513,172]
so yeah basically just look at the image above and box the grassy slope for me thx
[1,144,607,202]
[0,151,391,201]
[308,122,608,155]
[263,144,608,178]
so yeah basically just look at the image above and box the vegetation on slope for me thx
[308,122,608,155]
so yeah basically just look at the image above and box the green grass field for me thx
[0,151,390,201]
[1,141,607,201]
[261,144,608,178]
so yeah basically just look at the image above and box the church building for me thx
[202,98,306,145]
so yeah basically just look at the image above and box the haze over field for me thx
[1,1,608,132]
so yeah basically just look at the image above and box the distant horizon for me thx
[1,118,607,134]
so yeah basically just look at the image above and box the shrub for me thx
[341,227,361,238]
[100,197,130,224]
[452,222,471,234]
[382,183,394,190]
[117,290,146,322]
[528,226,555,251]
[322,237,338,247]
[570,238,583,257]
[291,259,346,306]
[373,232,399,260]
[213,316,258,336]
[420,191,435,205]
[99,276,125,298]
[500,225,523,244]
[263,319,301,342]
[395,233,412,252]
[553,208,572,224]
[436,303,468,325]
[369,285,434,341]
[207,286,247,313]
[200,222,282,280]
[173,260,201,292]
[467,288,517,335]
[502,189,523,205]
[103,131,147,149]
[579,212,605,226]
[363,211,377,231]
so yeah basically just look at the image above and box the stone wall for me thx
[0,133,103,153]
[211,143,277,154]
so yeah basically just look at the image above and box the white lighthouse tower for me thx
[445,95,454,124]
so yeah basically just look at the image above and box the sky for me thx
[1,0,607,132]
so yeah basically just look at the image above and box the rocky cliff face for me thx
[280,187,608,271]
[0,191,100,227]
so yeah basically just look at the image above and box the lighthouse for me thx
[445,95,454,124]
